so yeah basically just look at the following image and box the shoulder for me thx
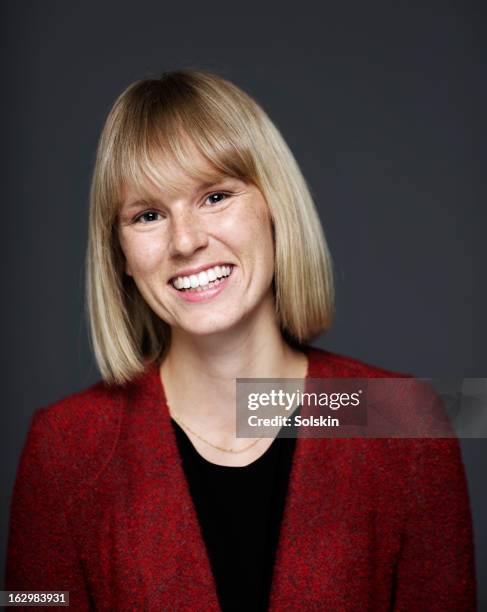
[19,375,137,505]
[302,345,411,378]
[304,345,456,433]
[303,346,468,477]
[37,375,124,430]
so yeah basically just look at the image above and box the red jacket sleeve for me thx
[393,437,477,610]
[5,409,92,610]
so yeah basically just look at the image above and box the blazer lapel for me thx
[137,363,221,610]
[268,347,331,610]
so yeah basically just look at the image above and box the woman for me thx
[6,70,476,610]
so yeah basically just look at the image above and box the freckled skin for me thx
[117,158,276,339]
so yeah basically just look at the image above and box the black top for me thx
[171,416,298,612]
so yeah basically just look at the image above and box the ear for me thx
[125,260,133,277]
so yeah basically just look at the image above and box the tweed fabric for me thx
[5,346,476,610]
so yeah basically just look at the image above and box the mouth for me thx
[169,264,235,294]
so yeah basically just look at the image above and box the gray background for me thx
[1,0,485,607]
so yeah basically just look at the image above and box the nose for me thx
[168,207,209,258]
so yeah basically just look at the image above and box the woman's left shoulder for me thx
[302,347,469,482]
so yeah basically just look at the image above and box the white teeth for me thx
[172,264,233,290]
[198,271,209,286]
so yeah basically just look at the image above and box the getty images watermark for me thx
[235,378,487,438]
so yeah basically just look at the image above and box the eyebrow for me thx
[121,178,237,211]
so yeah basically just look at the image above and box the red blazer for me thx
[5,346,476,610]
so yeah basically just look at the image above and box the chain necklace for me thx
[168,405,263,454]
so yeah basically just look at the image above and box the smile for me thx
[171,264,234,292]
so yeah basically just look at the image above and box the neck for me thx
[159,299,308,435]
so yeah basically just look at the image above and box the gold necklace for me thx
[168,405,263,454]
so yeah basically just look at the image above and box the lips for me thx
[169,264,235,303]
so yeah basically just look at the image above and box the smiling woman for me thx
[5,70,476,611]
[117,168,276,339]
[87,72,333,387]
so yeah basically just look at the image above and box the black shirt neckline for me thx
[170,417,282,470]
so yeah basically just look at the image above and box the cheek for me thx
[120,233,166,277]
[220,195,274,253]
[250,204,275,268]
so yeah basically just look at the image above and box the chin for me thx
[177,315,241,338]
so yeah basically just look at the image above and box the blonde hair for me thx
[86,69,334,385]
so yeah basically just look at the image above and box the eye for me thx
[204,192,230,206]
[133,211,164,224]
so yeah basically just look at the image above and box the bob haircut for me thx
[86,69,334,385]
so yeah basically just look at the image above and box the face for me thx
[117,153,276,339]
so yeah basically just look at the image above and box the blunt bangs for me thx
[104,75,260,225]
